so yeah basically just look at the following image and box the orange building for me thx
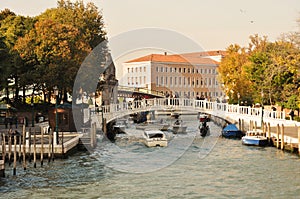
[122,51,226,100]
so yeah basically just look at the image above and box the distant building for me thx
[122,51,225,100]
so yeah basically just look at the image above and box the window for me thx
[135,68,138,73]
[179,68,182,73]
[144,76,146,84]
[184,68,186,73]
[165,76,168,85]
[188,68,190,73]
[170,77,172,86]
[144,67,146,72]
[165,67,168,73]
[131,68,133,73]
[156,77,159,85]
[174,68,177,73]
[161,77,163,85]
[156,67,158,72]
[179,77,181,86]
[140,67,142,72]
[161,67,163,72]
[170,68,172,73]
[174,77,177,85]
[127,68,130,73]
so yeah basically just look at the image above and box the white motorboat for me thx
[142,130,168,147]
[242,130,268,146]
[172,120,187,134]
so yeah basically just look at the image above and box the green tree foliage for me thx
[218,44,253,105]
[11,0,106,104]
[219,33,300,109]
[0,12,35,103]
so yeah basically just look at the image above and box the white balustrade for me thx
[92,98,294,127]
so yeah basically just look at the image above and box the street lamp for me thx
[54,86,59,144]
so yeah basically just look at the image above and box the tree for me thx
[218,44,253,104]
[0,14,35,103]
[14,0,107,103]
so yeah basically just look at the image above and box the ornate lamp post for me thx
[54,86,59,144]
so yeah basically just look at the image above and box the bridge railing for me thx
[97,98,287,124]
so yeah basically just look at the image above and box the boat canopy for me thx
[223,124,239,131]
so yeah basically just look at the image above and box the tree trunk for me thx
[22,86,26,104]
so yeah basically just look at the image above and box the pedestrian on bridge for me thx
[289,109,294,120]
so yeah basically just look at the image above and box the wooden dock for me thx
[246,120,300,155]
[0,123,97,177]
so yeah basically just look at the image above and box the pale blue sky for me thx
[2,0,299,80]
[1,0,299,51]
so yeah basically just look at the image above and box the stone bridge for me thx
[90,98,298,129]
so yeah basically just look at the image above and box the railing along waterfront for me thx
[95,98,290,126]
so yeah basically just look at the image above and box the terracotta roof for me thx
[125,53,220,65]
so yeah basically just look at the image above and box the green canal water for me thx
[0,115,299,198]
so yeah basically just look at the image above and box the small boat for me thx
[113,119,127,134]
[199,121,210,137]
[170,112,180,119]
[142,130,168,147]
[172,120,187,134]
[242,130,269,146]
[158,119,170,131]
[221,124,244,139]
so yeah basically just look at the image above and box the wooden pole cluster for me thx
[0,125,57,177]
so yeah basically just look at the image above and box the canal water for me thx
[0,115,299,198]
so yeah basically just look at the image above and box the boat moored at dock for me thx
[221,124,244,139]
[242,130,269,147]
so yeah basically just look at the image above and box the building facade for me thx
[122,51,225,100]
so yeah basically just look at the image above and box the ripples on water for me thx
[0,115,300,198]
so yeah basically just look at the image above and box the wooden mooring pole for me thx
[41,127,44,167]
[8,131,12,166]
[22,125,26,170]
[48,130,52,163]
[18,134,22,163]
[298,126,300,156]
[0,134,5,177]
[267,123,271,144]
[28,129,32,163]
[13,135,17,175]
[33,131,36,168]
[276,124,280,148]
[281,124,285,150]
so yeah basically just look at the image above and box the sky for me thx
[1,0,300,79]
